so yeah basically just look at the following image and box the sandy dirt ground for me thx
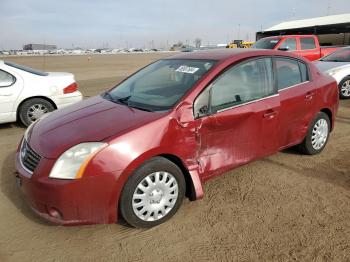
[0,53,350,262]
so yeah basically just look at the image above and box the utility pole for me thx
[327,0,331,15]
[237,24,241,40]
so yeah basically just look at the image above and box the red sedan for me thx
[15,49,339,228]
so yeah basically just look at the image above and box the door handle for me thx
[305,92,315,101]
[0,93,13,96]
[263,110,278,119]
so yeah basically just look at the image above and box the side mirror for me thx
[198,105,209,115]
[278,47,289,51]
[194,88,210,119]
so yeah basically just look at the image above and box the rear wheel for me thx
[339,77,350,99]
[19,98,55,127]
[298,112,330,155]
[119,157,185,228]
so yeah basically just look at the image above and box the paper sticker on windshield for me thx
[176,65,199,74]
[270,40,279,43]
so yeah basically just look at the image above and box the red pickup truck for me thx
[253,35,340,61]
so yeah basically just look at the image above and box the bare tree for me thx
[194,38,202,48]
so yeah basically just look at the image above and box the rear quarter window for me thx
[0,70,16,87]
[299,62,309,82]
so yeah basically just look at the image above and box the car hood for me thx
[313,61,350,72]
[27,96,166,159]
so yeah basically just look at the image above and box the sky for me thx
[1,0,350,50]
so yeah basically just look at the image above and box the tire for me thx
[119,157,186,228]
[298,112,330,155]
[19,98,55,127]
[339,76,350,99]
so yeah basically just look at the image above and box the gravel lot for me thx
[0,53,349,261]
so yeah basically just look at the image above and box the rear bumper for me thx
[15,150,120,225]
[52,91,83,109]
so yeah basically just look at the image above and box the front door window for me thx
[210,58,274,113]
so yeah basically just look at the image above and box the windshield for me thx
[253,38,281,49]
[320,48,350,62]
[4,61,48,76]
[105,59,216,111]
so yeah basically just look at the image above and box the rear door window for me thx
[300,37,316,50]
[275,58,303,90]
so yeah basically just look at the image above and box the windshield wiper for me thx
[104,93,153,112]
[103,93,132,105]
[103,91,114,101]
[128,104,153,112]
[116,95,132,105]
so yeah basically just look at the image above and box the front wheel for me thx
[19,98,55,127]
[119,157,186,228]
[339,77,350,99]
[298,112,330,155]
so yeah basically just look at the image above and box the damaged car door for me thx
[193,57,280,179]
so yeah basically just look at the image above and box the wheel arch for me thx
[320,108,333,131]
[120,152,202,202]
[113,151,202,212]
[159,154,199,201]
[339,75,350,85]
[16,96,57,120]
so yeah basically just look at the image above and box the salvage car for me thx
[0,60,82,126]
[314,47,350,98]
[15,49,339,228]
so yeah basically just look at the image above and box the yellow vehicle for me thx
[241,41,254,48]
[226,40,255,48]
[226,43,238,48]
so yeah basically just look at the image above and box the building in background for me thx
[256,13,350,45]
[23,44,57,51]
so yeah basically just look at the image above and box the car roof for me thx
[165,48,300,62]
[261,35,315,39]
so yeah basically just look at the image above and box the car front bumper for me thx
[15,148,121,225]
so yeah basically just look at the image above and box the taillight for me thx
[63,83,78,94]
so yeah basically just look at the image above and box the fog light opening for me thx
[48,207,63,220]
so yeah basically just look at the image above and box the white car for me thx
[314,47,350,99]
[0,60,82,126]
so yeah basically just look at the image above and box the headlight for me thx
[49,142,107,179]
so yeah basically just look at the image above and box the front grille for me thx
[20,139,41,173]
